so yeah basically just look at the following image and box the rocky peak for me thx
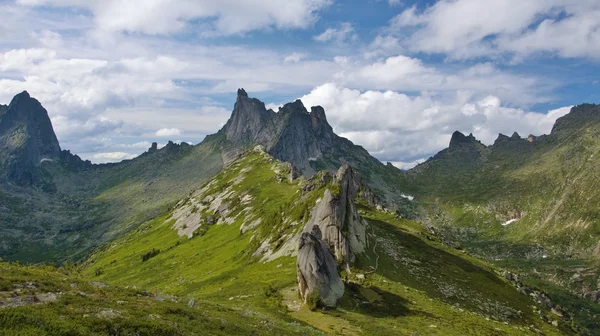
[449,131,481,149]
[218,89,343,175]
[492,132,530,149]
[551,104,600,135]
[222,88,274,146]
[237,88,248,99]
[0,91,62,186]
[309,106,333,133]
[148,142,158,153]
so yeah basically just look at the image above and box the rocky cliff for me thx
[0,91,61,186]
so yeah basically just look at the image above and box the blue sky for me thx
[0,0,598,167]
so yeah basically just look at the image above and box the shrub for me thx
[141,248,161,262]
[306,289,321,311]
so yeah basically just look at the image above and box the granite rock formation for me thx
[297,225,345,308]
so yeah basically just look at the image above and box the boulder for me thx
[297,225,344,308]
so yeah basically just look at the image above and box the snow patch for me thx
[502,219,519,226]
[400,194,414,201]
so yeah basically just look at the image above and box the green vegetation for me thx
[0,262,321,336]
[408,104,600,335]
[75,151,566,335]
[141,248,161,262]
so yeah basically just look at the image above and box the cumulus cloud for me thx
[155,128,183,137]
[334,55,549,106]
[300,83,570,167]
[390,0,600,60]
[17,0,332,35]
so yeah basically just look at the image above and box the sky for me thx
[0,0,599,167]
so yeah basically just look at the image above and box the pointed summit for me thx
[237,88,248,99]
[449,131,480,148]
[217,89,371,176]
[0,91,61,186]
[222,89,274,147]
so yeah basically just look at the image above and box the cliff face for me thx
[0,91,61,186]
[219,89,350,175]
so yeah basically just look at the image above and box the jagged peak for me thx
[280,99,308,115]
[551,103,600,135]
[13,90,31,100]
[511,132,521,139]
[310,105,327,122]
[237,88,248,99]
[449,131,480,148]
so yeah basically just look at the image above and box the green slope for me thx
[0,139,224,263]
[0,262,321,336]
[408,104,600,334]
[77,150,566,335]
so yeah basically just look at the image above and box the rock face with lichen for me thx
[297,225,344,308]
[303,164,368,269]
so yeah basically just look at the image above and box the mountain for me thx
[0,91,61,187]
[1,90,599,334]
[0,89,411,263]
[79,148,566,336]
[217,89,413,207]
[408,103,600,333]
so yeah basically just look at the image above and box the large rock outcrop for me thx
[297,225,344,308]
[0,91,62,186]
[218,89,370,176]
[304,164,368,270]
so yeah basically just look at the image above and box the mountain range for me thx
[1,90,599,335]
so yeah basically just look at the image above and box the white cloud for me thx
[300,83,570,164]
[0,48,56,72]
[334,55,549,106]
[33,30,63,48]
[17,0,332,35]
[91,151,138,163]
[284,53,306,64]
[314,22,356,43]
[155,128,183,137]
[390,0,600,60]
[391,159,426,170]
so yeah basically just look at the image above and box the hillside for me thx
[78,149,568,335]
[408,104,600,334]
[0,90,411,263]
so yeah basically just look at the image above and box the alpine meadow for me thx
[1,1,600,335]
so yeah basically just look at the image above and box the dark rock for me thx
[0,91,62,186]
[205,215,216,226]
[148,142,158,153]
[449,131,481,148]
